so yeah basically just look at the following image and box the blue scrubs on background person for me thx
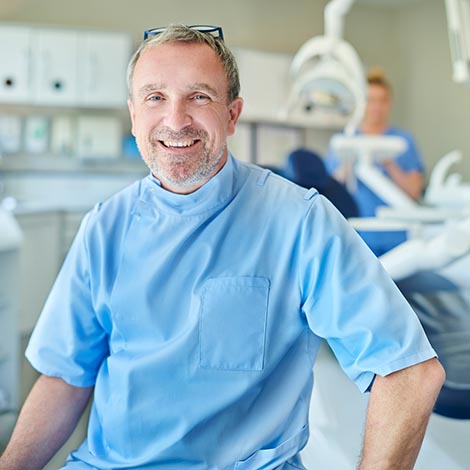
[324,67,426,257]
[26,155,436,470]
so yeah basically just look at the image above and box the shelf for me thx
[239,111,348,131]
[0,154,147,175]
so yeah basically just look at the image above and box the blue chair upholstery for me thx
[283,148,359,218]
[397,271,470,420]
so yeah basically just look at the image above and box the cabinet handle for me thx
[51,80,64,92]
[3,77,15,88]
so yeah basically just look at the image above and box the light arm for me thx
[358,358,445,470]
[0,374,93,470]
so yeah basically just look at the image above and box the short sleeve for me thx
[394,131,425,173]
[299,196,436,392]
[25,209,109,387]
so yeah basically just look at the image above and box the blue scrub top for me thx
[325,128,424,256]
[26,155,435,470]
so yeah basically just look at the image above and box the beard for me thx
[138,126,226,192]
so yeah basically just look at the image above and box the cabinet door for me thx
[15,212,62,334]
[78,31,132,108]
[0,249,21,413]
[32,29,78,106]
[0,25,31,103]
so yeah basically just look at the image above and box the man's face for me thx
[128,42,243,194]
[364,84,391,127]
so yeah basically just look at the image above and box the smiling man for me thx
[128,38,242,193]
[1,25,444,470]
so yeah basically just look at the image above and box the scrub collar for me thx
[141,154,238,216]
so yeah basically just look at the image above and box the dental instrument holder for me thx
[330,134,417,210]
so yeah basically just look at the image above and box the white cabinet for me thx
[15,211,62,334]
[0,25,31,103]
[0,211,22,448]
[0,24,132,108]
[78,31,131,107]
[233,48,292,123]
[32,29,79,106]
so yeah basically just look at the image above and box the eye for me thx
[148,95,162,101]
[193,94,210,102]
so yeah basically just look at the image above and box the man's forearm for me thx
[0,374,92,470]
[358,358,445,470]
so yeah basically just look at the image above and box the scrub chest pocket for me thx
[199,277,270,371]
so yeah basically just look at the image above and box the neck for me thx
[361,121,388,135]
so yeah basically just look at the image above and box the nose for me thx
[163,99,192,131]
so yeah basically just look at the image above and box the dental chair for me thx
[283,148,359,219]
[395,268,470,421]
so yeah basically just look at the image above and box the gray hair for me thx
[127,24,240,104]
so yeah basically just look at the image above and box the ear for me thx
[227,97,243,136]
[128,98,136,136]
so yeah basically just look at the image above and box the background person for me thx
[0,25,444,470]
[325,68,425,254]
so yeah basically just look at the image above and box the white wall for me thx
[395,0,470,180]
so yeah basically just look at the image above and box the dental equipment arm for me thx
[424,150,470,208]
[330,133,420,207]
[445,0,470,83]
[379,218,470,281]
[355,162,418,209]
[325,0,355,40]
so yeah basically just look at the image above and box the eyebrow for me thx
[136,83,164,99]
[189,83,221,98]
[136,82,222,99]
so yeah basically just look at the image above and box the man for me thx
[1,24,444,470]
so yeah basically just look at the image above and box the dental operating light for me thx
[285,0,366,135]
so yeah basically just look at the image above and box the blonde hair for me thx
[367,67,392,93]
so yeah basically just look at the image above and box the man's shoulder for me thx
[234,158,319,205]
[236,161,319,215]
[83,177,145,230]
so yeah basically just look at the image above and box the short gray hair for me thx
[127,24,240,104]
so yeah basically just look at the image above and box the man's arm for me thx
[358,358,445,470]
[0,374,93,470]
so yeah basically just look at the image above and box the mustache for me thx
[150,126,207,143]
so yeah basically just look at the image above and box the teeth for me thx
[163,140,195,148]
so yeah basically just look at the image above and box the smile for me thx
[160,140,198,148]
